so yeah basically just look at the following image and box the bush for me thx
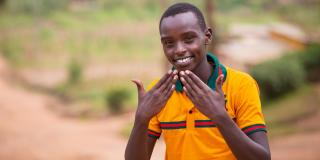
[250,43,320,101]
[105,87,130,114]
[0,38,23,65]
[250,58,305,101]
[67,59,83,85]
[299,43,320,81]
[283,43,320,81]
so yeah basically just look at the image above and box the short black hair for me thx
[159,2,207,32]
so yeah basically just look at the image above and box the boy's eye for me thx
[164,41,174,47]
[184,36,194,43]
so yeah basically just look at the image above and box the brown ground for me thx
[0,56,319,160]
[0,76,128,160]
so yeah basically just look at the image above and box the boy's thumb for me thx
[131,79,145,97]
[215,74,224,93]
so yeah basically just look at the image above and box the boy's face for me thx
[160,11,211,72]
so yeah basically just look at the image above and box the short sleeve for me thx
[235,76,267,136]
[148,116,162,139]
[146,79,162,139]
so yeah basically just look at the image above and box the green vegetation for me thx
[250,56,305,101]
[67,59,83,85]
[275,3,320,32]
[264,84,320,137]
[105,87,131,114]
[296,44,320,81]
[0,37,23,65]
[250,43,320,102]
[4,0,67,14]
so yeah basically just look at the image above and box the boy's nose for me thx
[175,42,187,56]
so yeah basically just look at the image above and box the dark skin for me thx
[125,70,178,160]
[125,12,270,160]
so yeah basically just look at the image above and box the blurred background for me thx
[0,0,319,159]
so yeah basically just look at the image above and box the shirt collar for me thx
[174,53,227,92]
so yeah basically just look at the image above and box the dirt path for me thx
[0,80,126,160]
[0,57,128,160]
[271,131,320,160]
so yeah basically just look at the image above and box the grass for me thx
[275,4,320,33]
[0,13,36,29]
[0,10,160,68]
[263,83,320,137]
[53,76,147,115]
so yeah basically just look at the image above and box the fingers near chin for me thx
[159,72,175,91]
[180,76,186,85]
[219,75,224,85]
[183,87,195,102]
[183,86,188,95]
[216,74,223,84]
[183,86,193,97]
[181,77,192,92]
[185,70,195,80]
[173,75,178,83]
[156,70,173,88]
[164,84,175,99]
[220,75,224,81]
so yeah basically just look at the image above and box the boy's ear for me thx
[204,27,213,45]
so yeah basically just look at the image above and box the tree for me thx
[205,0,217,55]
[0,0,6,8]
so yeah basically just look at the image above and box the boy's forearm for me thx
[213,113,270,160]
[125,117,150,160]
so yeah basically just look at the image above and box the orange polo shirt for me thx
[147,54,267,160]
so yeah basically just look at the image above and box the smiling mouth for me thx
[173,56,194,67]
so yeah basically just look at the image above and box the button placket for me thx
[186,107,195,130]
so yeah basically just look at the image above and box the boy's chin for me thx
[173,65,194,72]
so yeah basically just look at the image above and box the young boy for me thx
[125,2,270,160]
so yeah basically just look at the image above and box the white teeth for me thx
[176,57,193,64]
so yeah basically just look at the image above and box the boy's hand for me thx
[132,70,178,122]
[179,70,227,120]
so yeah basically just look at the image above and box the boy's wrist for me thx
[135,112,152,126]
[210,111,230,126]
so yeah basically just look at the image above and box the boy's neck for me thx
[192,56,213,83]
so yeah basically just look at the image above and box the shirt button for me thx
[189,110,193,114]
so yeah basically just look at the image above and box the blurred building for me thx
[219,23,307,70]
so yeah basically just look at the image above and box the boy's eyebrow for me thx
[161,30,198,41]
[160,36,172,41]
[181,30,198,36]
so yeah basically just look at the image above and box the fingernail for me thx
[172,84,175,89]
[173,70,178,74]
[181,71,185,75]
[186,70,190,74]
[183,86,187,91]
[174,75,178,80]
[168,70,172,74]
